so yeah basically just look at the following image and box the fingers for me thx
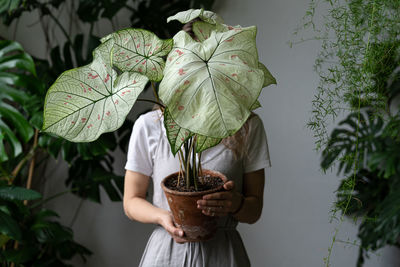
[197,202,230,217]
[202,191,230,200]
[223,180,235,191]
[160,212,189,243]
[197,199,232,207]
[200,205,228,217]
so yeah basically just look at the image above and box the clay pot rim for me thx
[161,169,227,196]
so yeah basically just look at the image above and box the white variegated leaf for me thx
[167,9,223,25]
[259,62,277,87]
[196,134,221,153]
[250,100,261,110]
[43,40,149,142]
[163,108,193,155]
[109,28,173,82]
[159,26,263,138]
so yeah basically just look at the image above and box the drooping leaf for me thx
[159,27,263,138]
[167,8,223,25]
[259,62,277,87]
[104,28,173,82]
[43,39,149,142]
[0,209,21,240]
[0,82,31,104]
[164,108,222,154]
[0,101,34,143]
[0,186,42,201]
[250,100,261,110]
[0,120,21,161]
[31,221,72,243]
[192,20,229,42]
[163,108,193,155]
[196,134,221,153]
[66,159,124,203]
[0,52,36,75]
[0,40,23,58]
[2,245,39,264]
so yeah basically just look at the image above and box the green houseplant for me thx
[295,0,400,266]
[42,8,276,241]
[0,40,91,266]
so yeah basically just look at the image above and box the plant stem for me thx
[24,129,39,205]
[178,150,184,186]
[10,137,38,185]
[192,136,198,191]
[185,138,193,189]
[150,82,163,109]
[198,151,203,182]
[69,198,85,227]
[186,137,196,189]
[31,187,80,209]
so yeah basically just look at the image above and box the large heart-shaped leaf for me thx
[43,40,149,142]
[167,8,223,25]
[159,27,264,138]
[192,21,276,88]
[103,28,173,82]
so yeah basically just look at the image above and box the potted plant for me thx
[42,8,276,241]
[295,0,400,265]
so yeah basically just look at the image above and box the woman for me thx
[123,19,271,267]
[123,107,270,266]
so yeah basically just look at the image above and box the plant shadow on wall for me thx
[292,0,400,266]
[0,1,214,266]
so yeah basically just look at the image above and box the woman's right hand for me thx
[159,211,189,244]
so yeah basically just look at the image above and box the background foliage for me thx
[0,0,214,265]
[295,0,400,266]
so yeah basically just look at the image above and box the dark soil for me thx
[165,174,224,192]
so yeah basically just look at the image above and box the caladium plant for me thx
[42,8,276,190]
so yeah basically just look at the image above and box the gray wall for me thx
[1,0,399,266]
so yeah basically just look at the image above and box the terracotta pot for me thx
[161,169,227,242]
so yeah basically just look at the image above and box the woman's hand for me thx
[158,210,189,244]
[197,180,243,217]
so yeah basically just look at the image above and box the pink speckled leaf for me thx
[106,28,173,82]
[164,108,221,154]
[163,108,193,155]
[43,40,149,142]
[195,134,221,153]
[159,26,266,138]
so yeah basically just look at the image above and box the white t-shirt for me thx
[125,109,271,211]
[125,110,271,267]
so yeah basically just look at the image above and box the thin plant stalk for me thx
[198,151,203,183]
[186,137,197,189]
[151,82,162,107]
[192,136,198,191]
[177,150,185,186]
[24,129,39,205]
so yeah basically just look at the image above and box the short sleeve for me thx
[124,112,160,176]
[243,115,272,173]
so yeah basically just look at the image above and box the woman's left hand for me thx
[197,180,243,217]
